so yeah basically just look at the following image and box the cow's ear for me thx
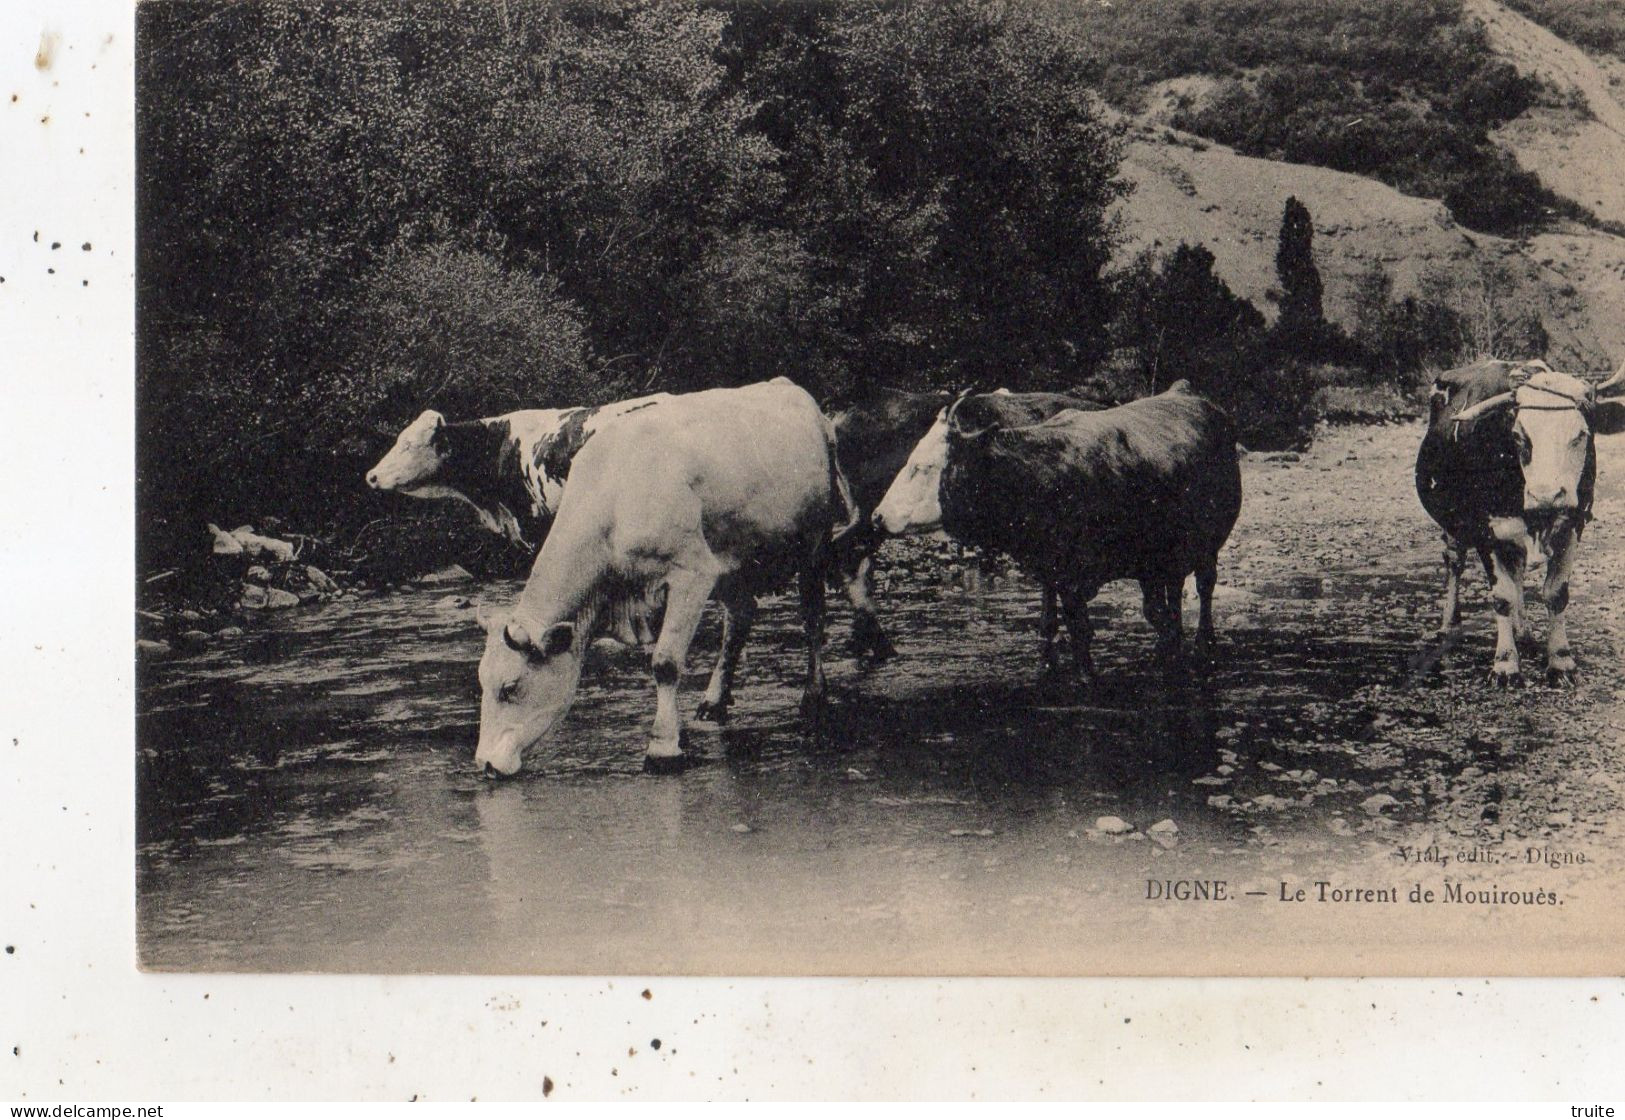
[541,622,575,658]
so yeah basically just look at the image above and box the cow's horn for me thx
[503,621,534,654]
[1452,392,1515,425]
[1596,362,1625,397]
[944,386,978,426]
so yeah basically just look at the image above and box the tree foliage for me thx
[1274,197,1324,346]
[137,0,1128,564]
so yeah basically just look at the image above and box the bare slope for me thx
[1468,0,1625,227]
[1112,123,1623,367]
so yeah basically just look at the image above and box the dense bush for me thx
[138,0,1129,570]
[1097,243,1317,449]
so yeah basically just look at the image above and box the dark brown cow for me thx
[874,381,1241,677]
[829,388,1102,661]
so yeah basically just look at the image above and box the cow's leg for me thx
[1058,586,1097,682]
[1039,583,1060,674]
[696,591,755,723]
[646,569,716,768]
[1487,540,1526,689]
[845,551,895,663]
[1438,532,1467,634]
[1542,528,1579,687]
[797,562,829,734]
[1141,577,1183,670]
[1194,559,1219,660]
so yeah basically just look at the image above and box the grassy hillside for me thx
[1045,0,1588,235]
[1499,0,1625,57]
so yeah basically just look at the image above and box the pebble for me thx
[1093,816,1133,835]
[1148,819,1178,835]
[730,823,753,834]
[1361,793,1401,816]
[215,626,244,638]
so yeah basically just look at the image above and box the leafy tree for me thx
[1274,197,1324,342]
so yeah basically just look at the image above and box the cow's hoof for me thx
[642,750,690,776]
[1545,665,1578,689]
[1489,668,1523,690]
[694,698,731,724]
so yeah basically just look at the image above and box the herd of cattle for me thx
[364,358,1625,777]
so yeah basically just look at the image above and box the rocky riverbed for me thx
[136,421,1625,974]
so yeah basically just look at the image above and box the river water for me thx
[137,427,1625,973]
[138,563,1453,974]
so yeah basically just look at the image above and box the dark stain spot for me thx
[650,1038,662,1050]
[538,406,597,487]
[81,242,91,251]
[50,242,60,250]
[47,268,54,275]
[542,1076,553,1097]
[4,946,13,954]
[641,988,652,1000]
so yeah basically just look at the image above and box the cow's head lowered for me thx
[474,607,584,777]
[1453,362,1625,520]
[366,410,450,494]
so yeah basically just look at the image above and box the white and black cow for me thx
[874,381,1242,677]
[475,378,857,776]
[828,387,1103,661]
[1416,358,1624,687]
[365,395,669,549]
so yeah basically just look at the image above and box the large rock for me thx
[210,522,296,562]
[419,564,474,586]
[240,584,300,610]
[208,523,244,556]
[303,565,339,594]
[136,639,172,660]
